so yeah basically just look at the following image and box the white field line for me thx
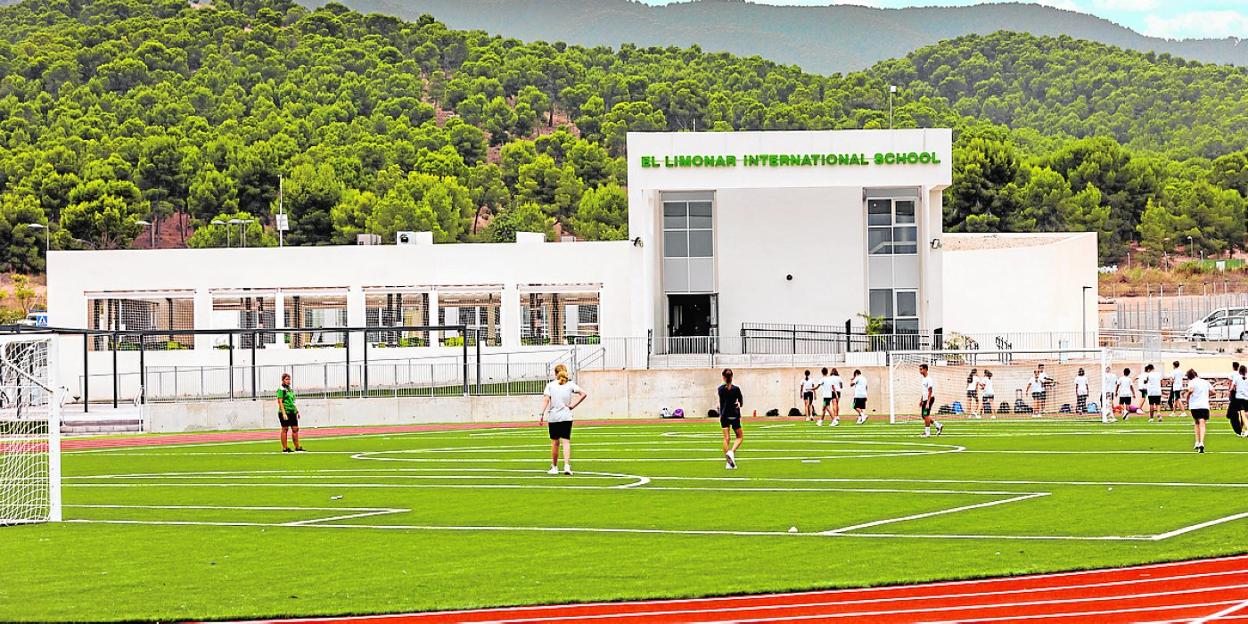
[61,482,1035,496]
[919,600,1248,624]
[842,532,1153,542]
[436,584,1248,624]
[1190,597,1248,624]
[63,428,500,454]
[821,493,1050,535]
[282,508,409,526]
[66,504,394,512]
[1155,513,1248,541]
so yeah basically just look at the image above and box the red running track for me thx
[218,555,1248,624]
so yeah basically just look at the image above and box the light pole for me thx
[229,218,254,247]
[135,220,152,248]
[1081,285,1092,347]
[25,223,48,252]
[1188,235,1194,261]
[211,219,230,247]
[888,85,897,130]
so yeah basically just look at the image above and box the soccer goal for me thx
[0,334,61,525]
[887,348,1109,423]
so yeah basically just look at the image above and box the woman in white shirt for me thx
[799,370,817,421]
[850,369,869,424]
[1116,368,1136,420]
[1026,370,1045,415]
[1144,364,1164,423]
[1168,361,1186,418]
[981,370,995,419]
[1184,369,1211,453]
[1073,368,1089,415]
[540,364,588,475]
[965,368,980,419]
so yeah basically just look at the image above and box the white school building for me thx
[44,129,1099,425]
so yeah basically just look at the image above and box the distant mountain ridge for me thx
[302,0,1247,73]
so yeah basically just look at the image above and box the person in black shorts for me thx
[276,373,304,453]
[1185,369,1212,453]
[718,368,744,469]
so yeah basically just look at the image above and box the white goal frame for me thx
[887,348,1109,424]
[0,334,62,524]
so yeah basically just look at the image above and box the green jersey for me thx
[277,387,297,413]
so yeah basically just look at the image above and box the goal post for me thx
[887,348,1109,424]
[0,333,61,525]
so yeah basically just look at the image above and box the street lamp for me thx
[888,85,897,130]
[135,220,153,248]
[211,219,230,248]
[24,223,48,251]
[1081,286,1093,348]
[228,218,254,247]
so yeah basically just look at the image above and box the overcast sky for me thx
[636,1,1248,40]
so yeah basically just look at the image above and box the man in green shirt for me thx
[277,373,305,453]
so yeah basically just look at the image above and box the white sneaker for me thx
[919,432,931,438]
[936,423,944,436]
[547,466,559,475]
[816,420,824,426]
[856,416,867,425]
[563,466,573,476]
[726,450,736,469]
[726,461,736,470]
[831,418,840,427]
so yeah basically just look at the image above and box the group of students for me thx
[1105,361,1189,423]
[798,368,870,427]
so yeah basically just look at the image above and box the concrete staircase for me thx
[61,404,145,435]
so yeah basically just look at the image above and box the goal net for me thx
[0,334,60,525]
[888,348,1109,423]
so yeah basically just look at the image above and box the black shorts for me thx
[547,421,573,440]
[802,391,814,402]
[720,416,741,431]
[920,398,934,417]
[966,390,978,399]
[1032,392,1043,402]
[1140,389,1148,399]
[1119,396,1132,406]
[1148,395,1162,406]
[1169,390,1181,407]
[822,397,833,407]
[853,397,867,410]
[1192,408,1210,421]
[278,410,299,427]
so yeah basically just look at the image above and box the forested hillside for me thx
[0,0,1244,273]
[302,0,1248,75]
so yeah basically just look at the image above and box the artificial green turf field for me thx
[4,416,1248,622]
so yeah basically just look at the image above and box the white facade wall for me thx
[941,233,1100,335]
[627,129,953,339]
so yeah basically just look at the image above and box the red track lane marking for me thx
[63,418,691,451]
[215,556,1248,624]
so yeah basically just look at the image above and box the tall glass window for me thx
[663,200,713,258]
[867,198,918,255]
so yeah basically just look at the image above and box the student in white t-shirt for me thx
[980,370,996,419]
[1026,370,1046,416]
[817,367,840,427]
[539,364,587,475]
[799,370,817,421]
[1168,361,1186,418]
[829,368,845,424]
[1184,369,1211,453]
[1144,364,1164,423]
[850,369,869,424]
[1235,365,1248,438]
[918,364,943,437]
[964,368,980,419]
[1073,368,1089,415]
[1116,368,1136,420]
[1035,364,1053,413]
[1102,366,1118,422]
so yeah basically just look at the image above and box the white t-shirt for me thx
[920,376,934,401]
[1235,375,1248,401]
[1170,368,1185,392]
[829,375,843,392]
[1074,375,1088,396]
[1146,371,1163,396]
[1116,376,1135,398]
[801,378,817,394]
[966,376,980,392]
[852,375,868,399]
[1103,371,1117,394]
[1188,377,1212,410]
[820,376,837,398]
[1027,375,1044,394]
[982,377,995,396]
[543,380,583,423]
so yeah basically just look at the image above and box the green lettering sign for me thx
[639,151,941,169]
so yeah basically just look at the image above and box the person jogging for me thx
[276,373,305,453]
[1185,369,1212,453]
[718,368,744,469]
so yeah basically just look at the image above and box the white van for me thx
[1188,308,1248,341]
